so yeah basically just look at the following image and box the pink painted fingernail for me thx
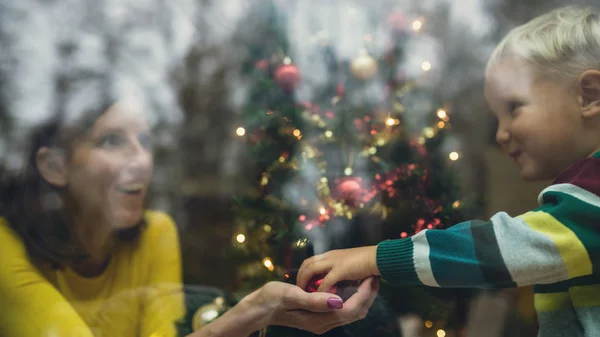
[327,297,343,309]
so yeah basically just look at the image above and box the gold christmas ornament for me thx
[350,50,378,80]
[192,297,228,331]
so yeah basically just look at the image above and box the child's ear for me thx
[578,69,600,118]
[36,147,67,187]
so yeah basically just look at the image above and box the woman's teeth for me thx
[117,183,144,193]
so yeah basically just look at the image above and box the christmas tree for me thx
[223,1,482,336]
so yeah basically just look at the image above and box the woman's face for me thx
[65,99,153,229]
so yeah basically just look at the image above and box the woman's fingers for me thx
[281,284,344,312]
[278,279,379,335]
[340,276,379,320]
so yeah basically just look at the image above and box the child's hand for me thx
[296,246,380,293]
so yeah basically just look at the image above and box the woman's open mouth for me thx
[116,183,144,195]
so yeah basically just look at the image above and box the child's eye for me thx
[99,133,125,148]
[507,101,523,115]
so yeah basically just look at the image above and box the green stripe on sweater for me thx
[376,238,421,286]
[534,190,600,275]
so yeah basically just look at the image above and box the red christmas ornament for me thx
[255,59,269,71]
[306,274,338,294]
[336,83,345,97]
[275,64,301,92]
[333,177,365,208]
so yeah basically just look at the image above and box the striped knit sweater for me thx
[376,150,600,337]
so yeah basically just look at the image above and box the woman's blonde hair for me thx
[487,5,600,80]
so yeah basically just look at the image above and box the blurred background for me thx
[1,0,598,336]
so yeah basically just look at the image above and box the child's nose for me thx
[495,127,510,145]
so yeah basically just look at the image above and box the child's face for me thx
[485,58,595,181]
[66,99,153,230]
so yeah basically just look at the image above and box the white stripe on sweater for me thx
[492,212,569,286]
[538,183,600,207]
[411,229,440,287]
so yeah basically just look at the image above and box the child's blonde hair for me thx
[487,5,600,80]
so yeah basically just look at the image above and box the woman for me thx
[0,5,378,337]
[0,93,378,337]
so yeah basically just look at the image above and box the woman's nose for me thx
[126,138,153,171]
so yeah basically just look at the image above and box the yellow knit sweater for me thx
[0,210,185,337]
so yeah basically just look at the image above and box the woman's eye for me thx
[139,134,153,150]
[99,133,125,148]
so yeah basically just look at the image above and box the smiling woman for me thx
[0,88,379,337]
[0,2,380,337]
[0,85,187,335]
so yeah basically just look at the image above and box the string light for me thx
[263,258,275,271]
[453,200,462,208]
[283,57,292,65]
[449,152,460,161]
[424,127,435,138]
[386,118,396,126]
[412,20,422,31]
[437,121,446,129]
[437,109,447,119]
[325,130,333,138]
[293,129,302,137]
[368,147,377,155]
[437,330,446,337]
[319,207,327,215]
[421,61,432,71]
[344,167,353,175]
[236,234,246,243]
[236,127,246,136]
[425,321,433,328]
[263,224,272,232]
[295,238,309,248]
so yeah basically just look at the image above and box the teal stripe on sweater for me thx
[537,274,600,293]
[470,220,517,287]
[377,238,421,286]
[535,187,600,276]
[426,221,487,287]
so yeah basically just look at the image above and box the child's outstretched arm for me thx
[298,182,600,291]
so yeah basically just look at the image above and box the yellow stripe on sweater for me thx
[518,211,592,279]
[534,292,572,312]
[570,285,600,308]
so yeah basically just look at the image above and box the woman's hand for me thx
[246,278,379,335]
[190,271,379,337]
[296,246,380,294]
